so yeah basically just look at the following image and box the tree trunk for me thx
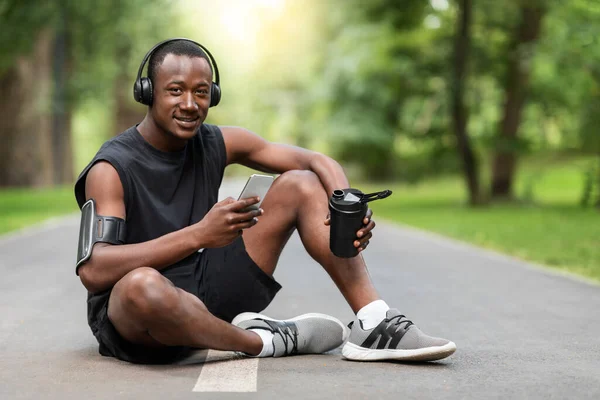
[52,11,74,185]
[0,29,54,187]
[114,73,145,134]
[490,4,545,200]
[451,0,482,205]
[114,43,145,135]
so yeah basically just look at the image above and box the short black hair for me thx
[147,39,212,84]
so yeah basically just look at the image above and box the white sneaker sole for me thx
[231,312,350,342]
[342,340,457,362]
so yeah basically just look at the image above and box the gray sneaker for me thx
[232,312,349,357]
[342,309,456,362]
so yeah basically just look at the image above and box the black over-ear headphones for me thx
[133,38,221,107]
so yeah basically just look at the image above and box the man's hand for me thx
[324,208,375,253]
[195,197,263,248]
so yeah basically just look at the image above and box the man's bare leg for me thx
[241,170,380,313]
[240,170,456,362]
[107,267,263,355]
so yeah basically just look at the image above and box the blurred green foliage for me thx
[1,0,175,100]
[1,0,599,204]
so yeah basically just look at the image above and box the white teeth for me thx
[176,117,197,122]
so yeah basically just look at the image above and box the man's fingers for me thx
[234,208,263,222]
[220,196,236,205]
[363,208,373,224]
[230,196,261,211]
[358,240,370,253]
[357,220,376,237]
[354,232,373,247]
[226,208,262,225]
[234,217,259,231]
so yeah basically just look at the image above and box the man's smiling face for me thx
[150,53,213,141]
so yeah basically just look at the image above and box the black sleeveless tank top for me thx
[73,123,227,332]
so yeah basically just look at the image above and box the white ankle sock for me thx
[250,329,275,357]
[357,300,390,330]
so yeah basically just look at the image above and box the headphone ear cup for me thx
[210,83,221,107]
[133,79,143,104]
[139,77,153,106]
[134,77,152,105]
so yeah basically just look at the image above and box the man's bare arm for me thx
[78,161,260,294]
[221,126,350,195]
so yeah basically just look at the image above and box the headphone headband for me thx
[135,37,220,86]
[133,38,221,107]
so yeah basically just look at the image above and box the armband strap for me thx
[75,199,126,274]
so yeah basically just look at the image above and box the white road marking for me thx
[192,350,258,392]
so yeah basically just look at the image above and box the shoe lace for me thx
[388,314,414,330]
[274,323,299,355]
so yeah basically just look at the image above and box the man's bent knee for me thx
[111,267,176,318]
[274,170,324,198]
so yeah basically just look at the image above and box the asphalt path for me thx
[1,179,599,399]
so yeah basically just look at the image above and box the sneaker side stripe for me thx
[361,323,391,349]
[361,321,411,350]
[388,325,411,349]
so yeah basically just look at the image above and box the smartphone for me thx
[238,174,274,212]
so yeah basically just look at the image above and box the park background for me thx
[0,0,598,281]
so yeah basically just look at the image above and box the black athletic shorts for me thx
[91,236,282,364]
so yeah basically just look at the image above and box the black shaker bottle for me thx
[328,188,392,258]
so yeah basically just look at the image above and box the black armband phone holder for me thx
[76,199,126,274]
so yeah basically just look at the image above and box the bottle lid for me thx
[329,188,365,211]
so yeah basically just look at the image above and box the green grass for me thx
[0,186,79,236]
[362,157,600,282]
